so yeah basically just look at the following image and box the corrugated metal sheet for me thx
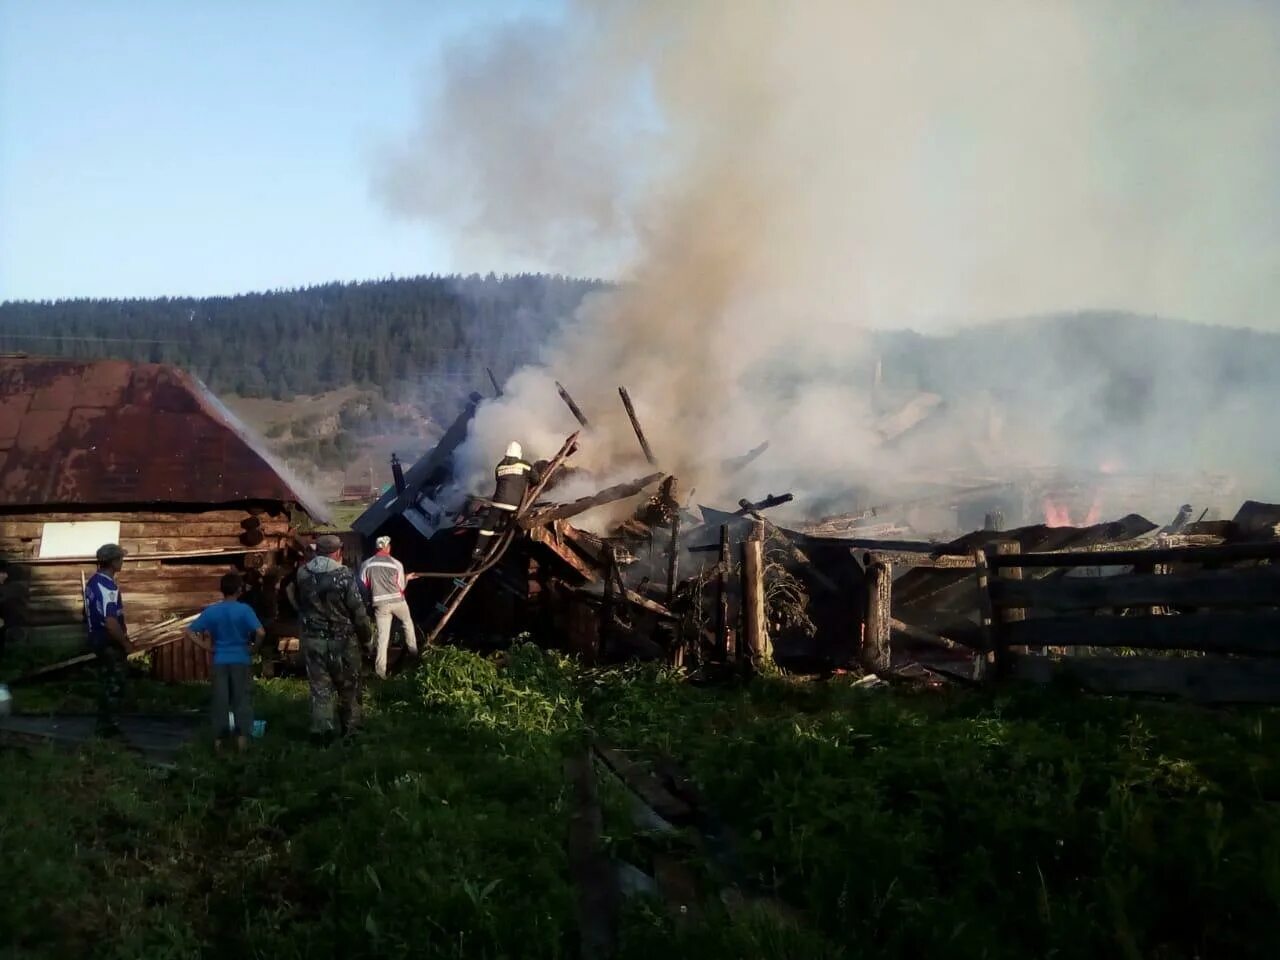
[0,356,329,520]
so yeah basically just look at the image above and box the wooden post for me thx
[555,381,591,429]
[740,519,769,666]
[618,386,658,466]
[994,541,1028,655]
[972,548,996,681]
[665,512,680,605]
[715,525,731,661]
[861,561,892,673]
[600,549,617,661]
[1146,533,1171,616]
[486,367,503,397]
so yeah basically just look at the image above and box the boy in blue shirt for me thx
[189,572,265,752]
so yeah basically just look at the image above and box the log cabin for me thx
[0,355,329,681]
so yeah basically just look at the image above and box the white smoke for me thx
[377,0,1280,525]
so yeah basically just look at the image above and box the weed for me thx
[2,645,1278,958]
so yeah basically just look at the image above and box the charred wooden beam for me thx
[487,367,503,397]
[666,511,680,605]
[519,473,665,528]
[734,493,794,515]
[721,441,769,474]
[528,523,601,583]
[621,587,677,621]
[556,380,591,429]
[618,386,657,466]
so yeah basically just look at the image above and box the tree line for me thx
[0,274,602,406]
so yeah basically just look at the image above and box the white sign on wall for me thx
[38,521,123,560]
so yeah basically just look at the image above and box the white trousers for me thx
[373,599,417,678]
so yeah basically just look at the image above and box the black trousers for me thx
[474,504,517,555]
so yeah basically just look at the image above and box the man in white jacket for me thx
[358,536,419,678]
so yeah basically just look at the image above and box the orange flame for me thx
[1043,494,1104,528]
[1042,498,1073,527]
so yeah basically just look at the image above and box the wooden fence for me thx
[968,539,1280,704]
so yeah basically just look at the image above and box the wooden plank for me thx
[990,540,1280,570]
[862,561,892,671]
[1007,652,1280,704]
[593,744,695,824]
[991,565,1280,611]
[565,751,619,960]
[0,509,276,524]
[863,551,975,569]
[10,546,270,566]
[11,615,198,684]
[1003,611,1280,656]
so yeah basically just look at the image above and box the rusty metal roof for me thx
[0,356,329,519]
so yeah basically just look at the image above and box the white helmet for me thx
[505,441,522,459]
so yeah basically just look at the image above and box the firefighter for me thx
[472,442,540,560]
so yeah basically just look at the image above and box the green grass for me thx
[2,647,1279,959]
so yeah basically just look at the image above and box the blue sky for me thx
[0,0,560,301]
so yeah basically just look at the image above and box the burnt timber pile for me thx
[0,356,329,681]
[358,385,1280,702]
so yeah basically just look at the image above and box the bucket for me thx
[252,720,267,738]
[0,684,11,717]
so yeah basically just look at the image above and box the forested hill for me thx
[0,274,602,402]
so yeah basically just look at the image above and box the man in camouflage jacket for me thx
[295,534,373,743]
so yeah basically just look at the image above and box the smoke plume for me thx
[378,0,1280,527]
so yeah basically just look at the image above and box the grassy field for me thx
[2,648,1279,959]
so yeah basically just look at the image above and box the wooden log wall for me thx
[0,508,291,561]
[0,508,294,671]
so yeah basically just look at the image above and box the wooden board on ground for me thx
[564,750,619,960]
[593,742,695,824]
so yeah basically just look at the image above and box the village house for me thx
[0,355,329,680]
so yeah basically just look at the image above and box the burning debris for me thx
[348,381,1280,698]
